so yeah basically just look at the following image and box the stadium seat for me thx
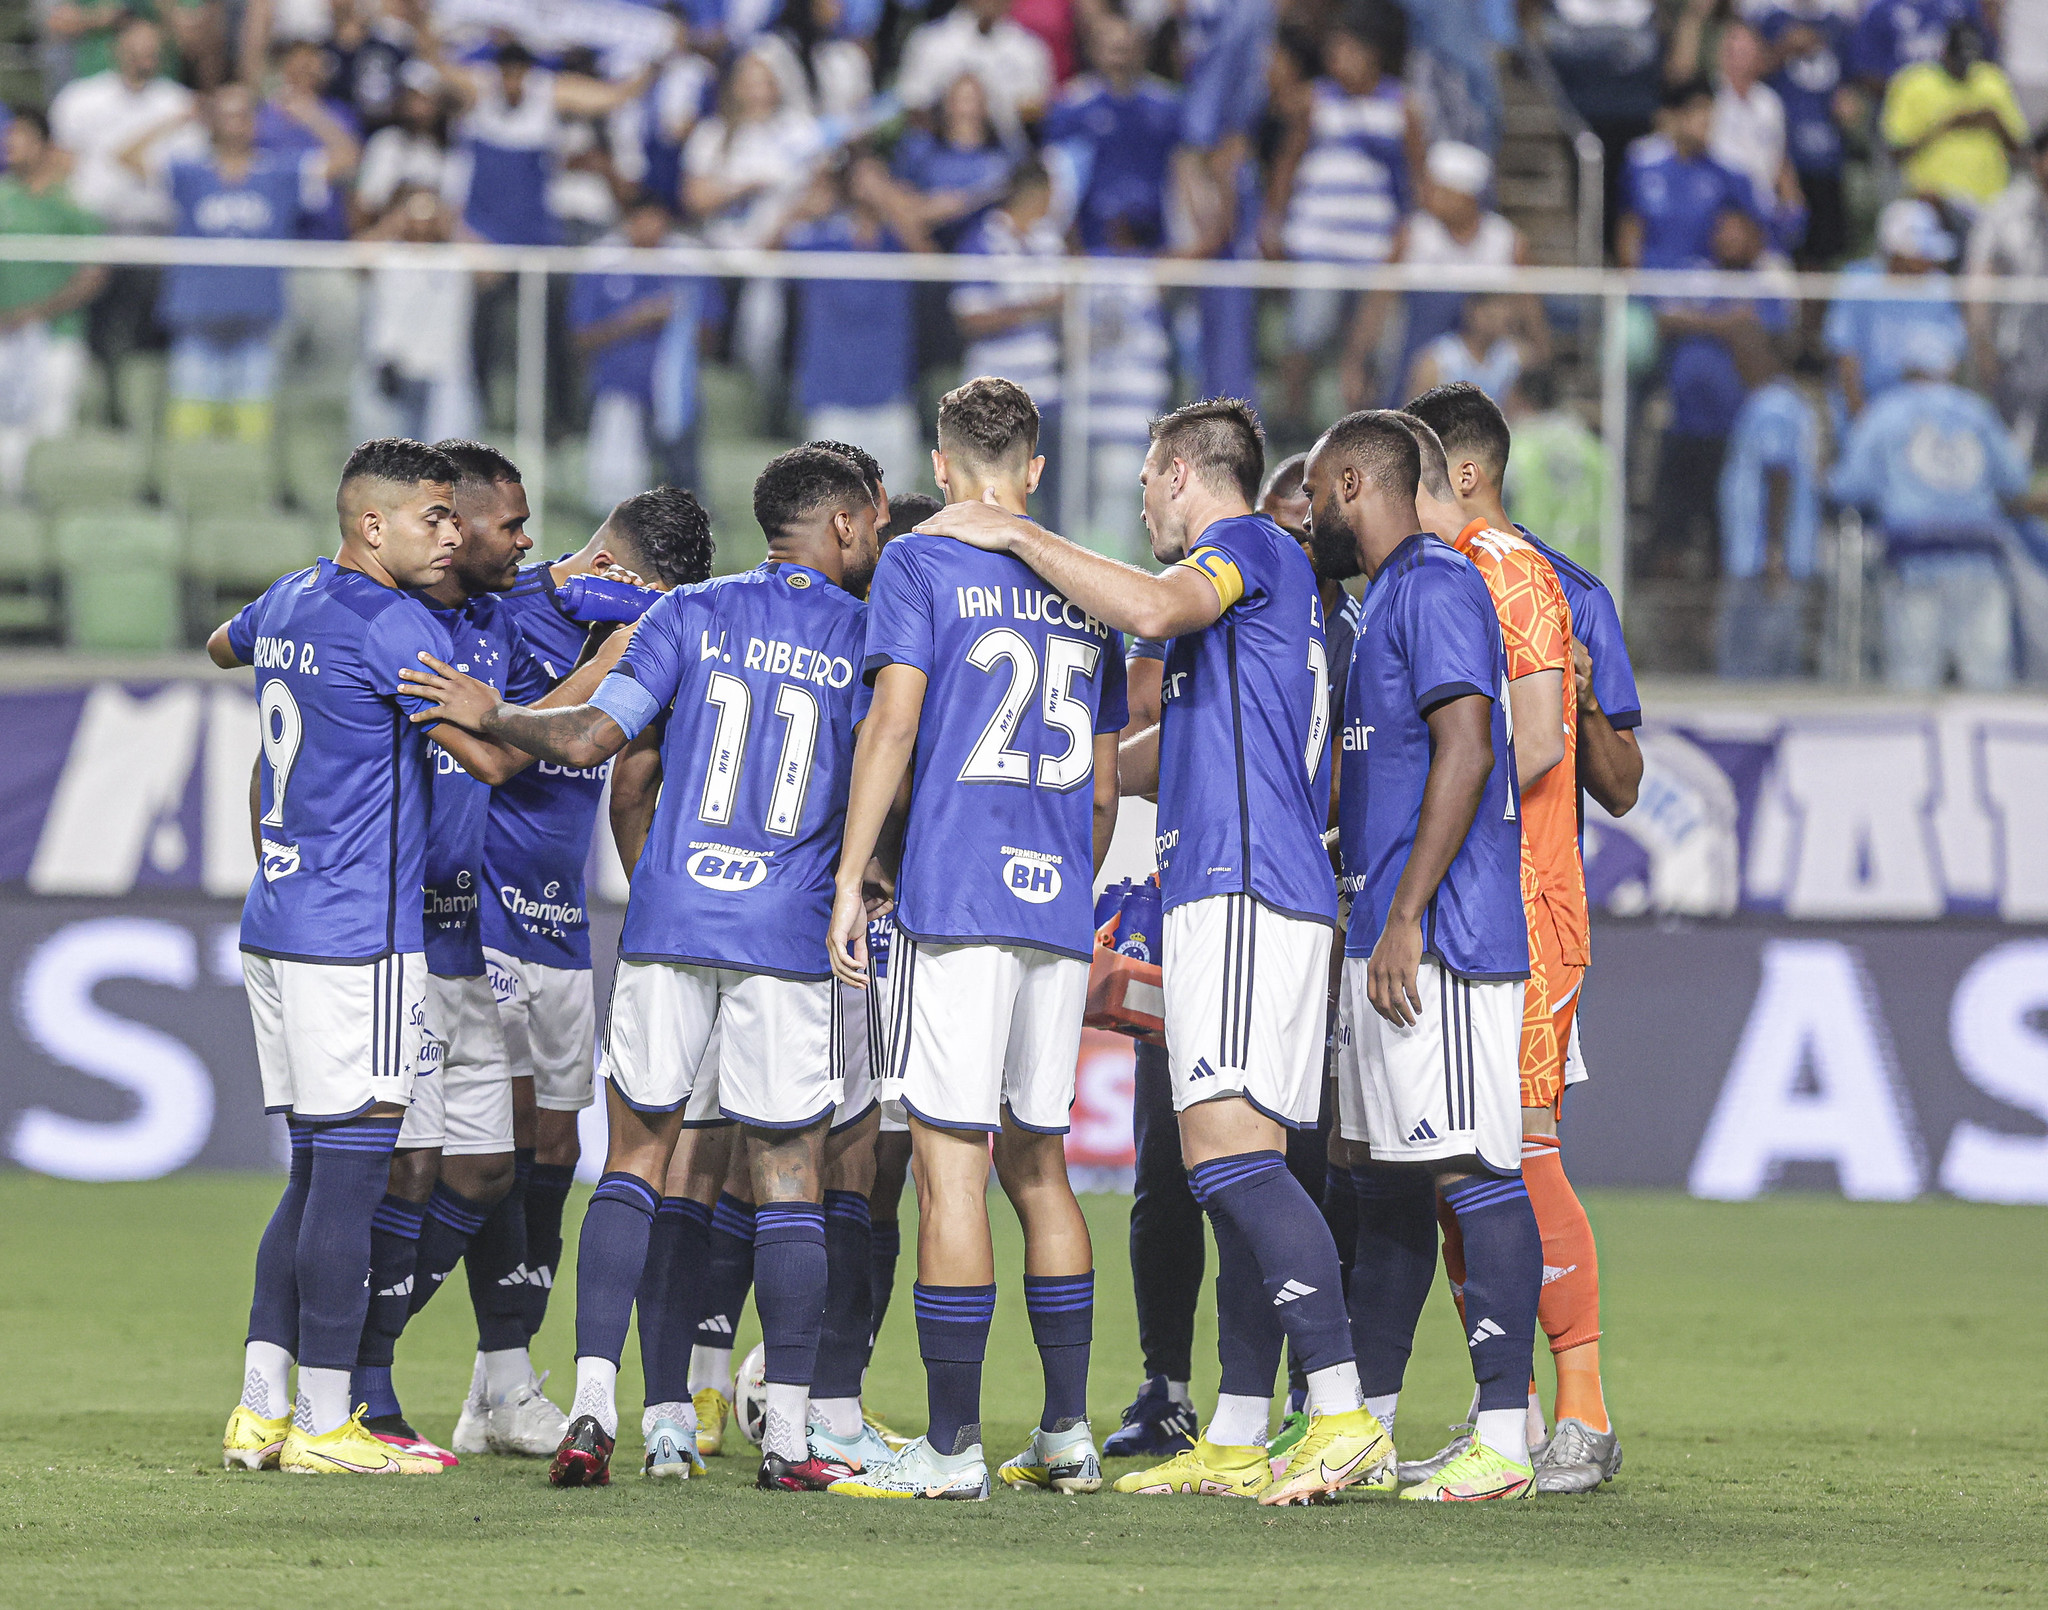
[0,506,56,635]
[25,429,150,510]
[51,509,184,651]
[188,512,326,594]
[158,439,280,517]
[700,436,780,574]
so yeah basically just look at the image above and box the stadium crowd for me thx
[2,0,2048,684]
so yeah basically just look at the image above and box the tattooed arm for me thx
[399,654,631,769]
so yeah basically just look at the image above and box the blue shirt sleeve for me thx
[1574,581,1641,727]
[227,596,260,663]
[1828,407,1884,507]
[1095,631,1129,733]
[597,588,694,738]
[1401,563,1498,715]
[861,542,935,681]
[365,596,454,718]
[1981,398,2032,497]
[1127,636,1165,662]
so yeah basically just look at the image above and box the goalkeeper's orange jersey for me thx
[1451,519,1589,970]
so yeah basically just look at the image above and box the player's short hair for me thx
[1316,410,1421,500]
[885,491,943,534]
[805,438,885,500]
[431,438,521,490]
[1662,73,1713,111]
[753,445,874,541]
[9,106,50,142]
[339,437,459,498]
[1260,451,1307,506]
[1149,397,1265,505]
[608,485,714,587]
[1390,412,1456,503]
[938,376,1040,468]
[1404,381,1512,486]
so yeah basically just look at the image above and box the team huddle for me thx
[212,370,1643,1506]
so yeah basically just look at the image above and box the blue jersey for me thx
[590,562,867,979]
[863,531,1128,960]
[423,594,550,978]
[1340,534,1525,980]
[1847,0,1987,82]
[482,562,608,968]
[1155,514,1336,926]
[1042,72,1183,252]
[1180,0,1273,146]
[159,153,320,330]
[1621,136,1762,269]
[1520,528,1641,729]
[228,558,452,963]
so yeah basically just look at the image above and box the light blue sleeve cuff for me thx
[590,672,660,740]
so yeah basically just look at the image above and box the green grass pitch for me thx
[3,1175,2045,1608]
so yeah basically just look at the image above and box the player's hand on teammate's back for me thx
[826,883,871,987]
[914,499,1031,551]
[399,654,499,732]
[1366,915,1424,1027]
[861,857,895,919]
[1571,638,1598,713]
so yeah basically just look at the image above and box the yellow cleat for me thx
[279,1407,444,1475]
[1258,1407,1395,1506]
[1400,1439,1535,1501]
[222,1405,290,1471]
[863,1405,911,1452]
[693,1388,731,1458]
[1111,1437,1273,1498]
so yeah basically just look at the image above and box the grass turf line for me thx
[2,1175,2045,1608]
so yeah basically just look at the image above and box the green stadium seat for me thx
[64,563,182,651]
[188,512,325,593]
[0,505,50,582]
[159,438,279,516]
[25,429,149,510]
[51,507,182,567]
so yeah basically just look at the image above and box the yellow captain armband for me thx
[1177,546,1246,611]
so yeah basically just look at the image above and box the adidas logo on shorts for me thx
[1407,1119,1439,1143]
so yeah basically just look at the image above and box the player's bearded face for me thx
[841,504,882,597]
[1308,486,1362,581]
[452,482,533,592]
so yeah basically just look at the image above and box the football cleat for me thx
[1401,1439,1535,1501]
[757,1449,840,1491]
[863,1405,912,1451]
[827,1436,990,1501]
[998,1421,1103,1494]
[1532,1417,1622,1493]
[810,1418,896,1477]
[1101,1375,1198,1459]
[451,1386,490,1456]
[642,1407,706,1480]
[1110,1437,1272,1498]
[363,1413,459,1468]
[693,1388,731,1457]
[487,1371,569,1458]
[1259,1407,1396,1506]
[547,1414,616,1487]
[1266,1407,1311,1475]
[222,1405,289,1471]
[1397,1423,1474,1484]
[280,1407,443,1475]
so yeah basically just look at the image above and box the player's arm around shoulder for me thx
[829,660,929,988]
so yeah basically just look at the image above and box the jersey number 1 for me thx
[698,672,820,836]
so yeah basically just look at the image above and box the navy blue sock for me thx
[1443,1174,1544,1413]
[1023,1272,1093,1431]
[406,1181,493,1319]
[464,1170,530,1352]
[574,1172,661,1366]
[695,1192,756,1348]
[1346,1166,1440,1397]
[352,1364,401,1420]
[915,1283,995,1457]
[867,1219,901,1356]
[247,1120,312,1354]
[1187,1151,1353,1377]
[1208,1208,1284,1399]
[1323,1165,1360,1292]
[520,1160,575,1340]
[812,1191,874,1400]
[638,1196,711,1405]
[1129,1039,1203,1383]
[753,1200,828,1388]
[354,1192,424,1390]
[295,1115,404,1370]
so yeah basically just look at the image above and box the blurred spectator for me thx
[50,17,193,233]
[610,49,716,213]
[951,160,1066,516]
[1405,292,1535,403]
[1265,1,1421,430]
[351,185,476,443]
[1707,22,1800,220]
[570,194,704,510]
[1847,0,1988,92]
[891,71,1017,248]
[1538,0,1665,256]
[897,0,1055,137]
[1966,128,2048,459]
[1828,322,2042,690]
[1503,365,1607,575]
[327,0,419,135]
[42,0,221,91]
[1010,0,1090,86]
[1824,197,1968,417]
[1617,77,1762,268]
[1343,139,1540,409]
[352,62,461,231]
[254,37,362,238]
[1392,0,1516,153]
[1744,0,1859,266]
[0,109,106,500]
[549,48,630,245]
[778,156,933,491]
[147,82,330,441]
[1083,278,1172,549]
[1042,13,1181,253]
[759,0,878,127]
[1882,18,2027,211]
[2002,0,2048,131]
[1716,351,1822,677]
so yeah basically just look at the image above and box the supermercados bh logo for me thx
[687,841,769,891]
[1002,846,1062,903]
[259,838,299,882]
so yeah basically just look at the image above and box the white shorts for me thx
[1335,956,1524,1175]
[401,972,516,1154]
[244,950,428,1121]
[884,934,1086,1134]
[680,984,875,1133]
[1163,894,1333,1128]
[602,960,842,1129]
[485,948,596,1112]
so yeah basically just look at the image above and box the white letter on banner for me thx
[28,683,202,894]
[1980,727,2048,921]
[1938,939,2048,1203]
[9,918,215,1180]
[1777,728,1943,918]
[1689,939,1923,1200]
[204,685,259,897]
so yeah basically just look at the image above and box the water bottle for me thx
[1094,879,1129,933]
[1114,877,1161,964]
[558,573,661,625]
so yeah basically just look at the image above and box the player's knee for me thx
[387,1146,439,1203]
[447,1149,517,1204]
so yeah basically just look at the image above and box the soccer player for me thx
[917,397,1389,1508]
[1405,382,1629,1491]
[212,438,471,1475]
[450,481,715,1459]
[400,446,880,1493]
[824,377,1124,1502]
[1307,408,1545,1502]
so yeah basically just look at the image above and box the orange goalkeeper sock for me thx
[1523,1133,1608,1432]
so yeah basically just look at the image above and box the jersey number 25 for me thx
[958,628,1100,792]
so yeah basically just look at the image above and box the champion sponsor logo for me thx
[425,886,480,917]
[499,884,587,925]
[686,846,767,891]
[260,837,300,881]
[1541,1263,1578,1286]
[1468,1316,1505,1346]
[1002,848,1062,904]
[1407,1119,1439,1143]
[1273,1279,1318,1306]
